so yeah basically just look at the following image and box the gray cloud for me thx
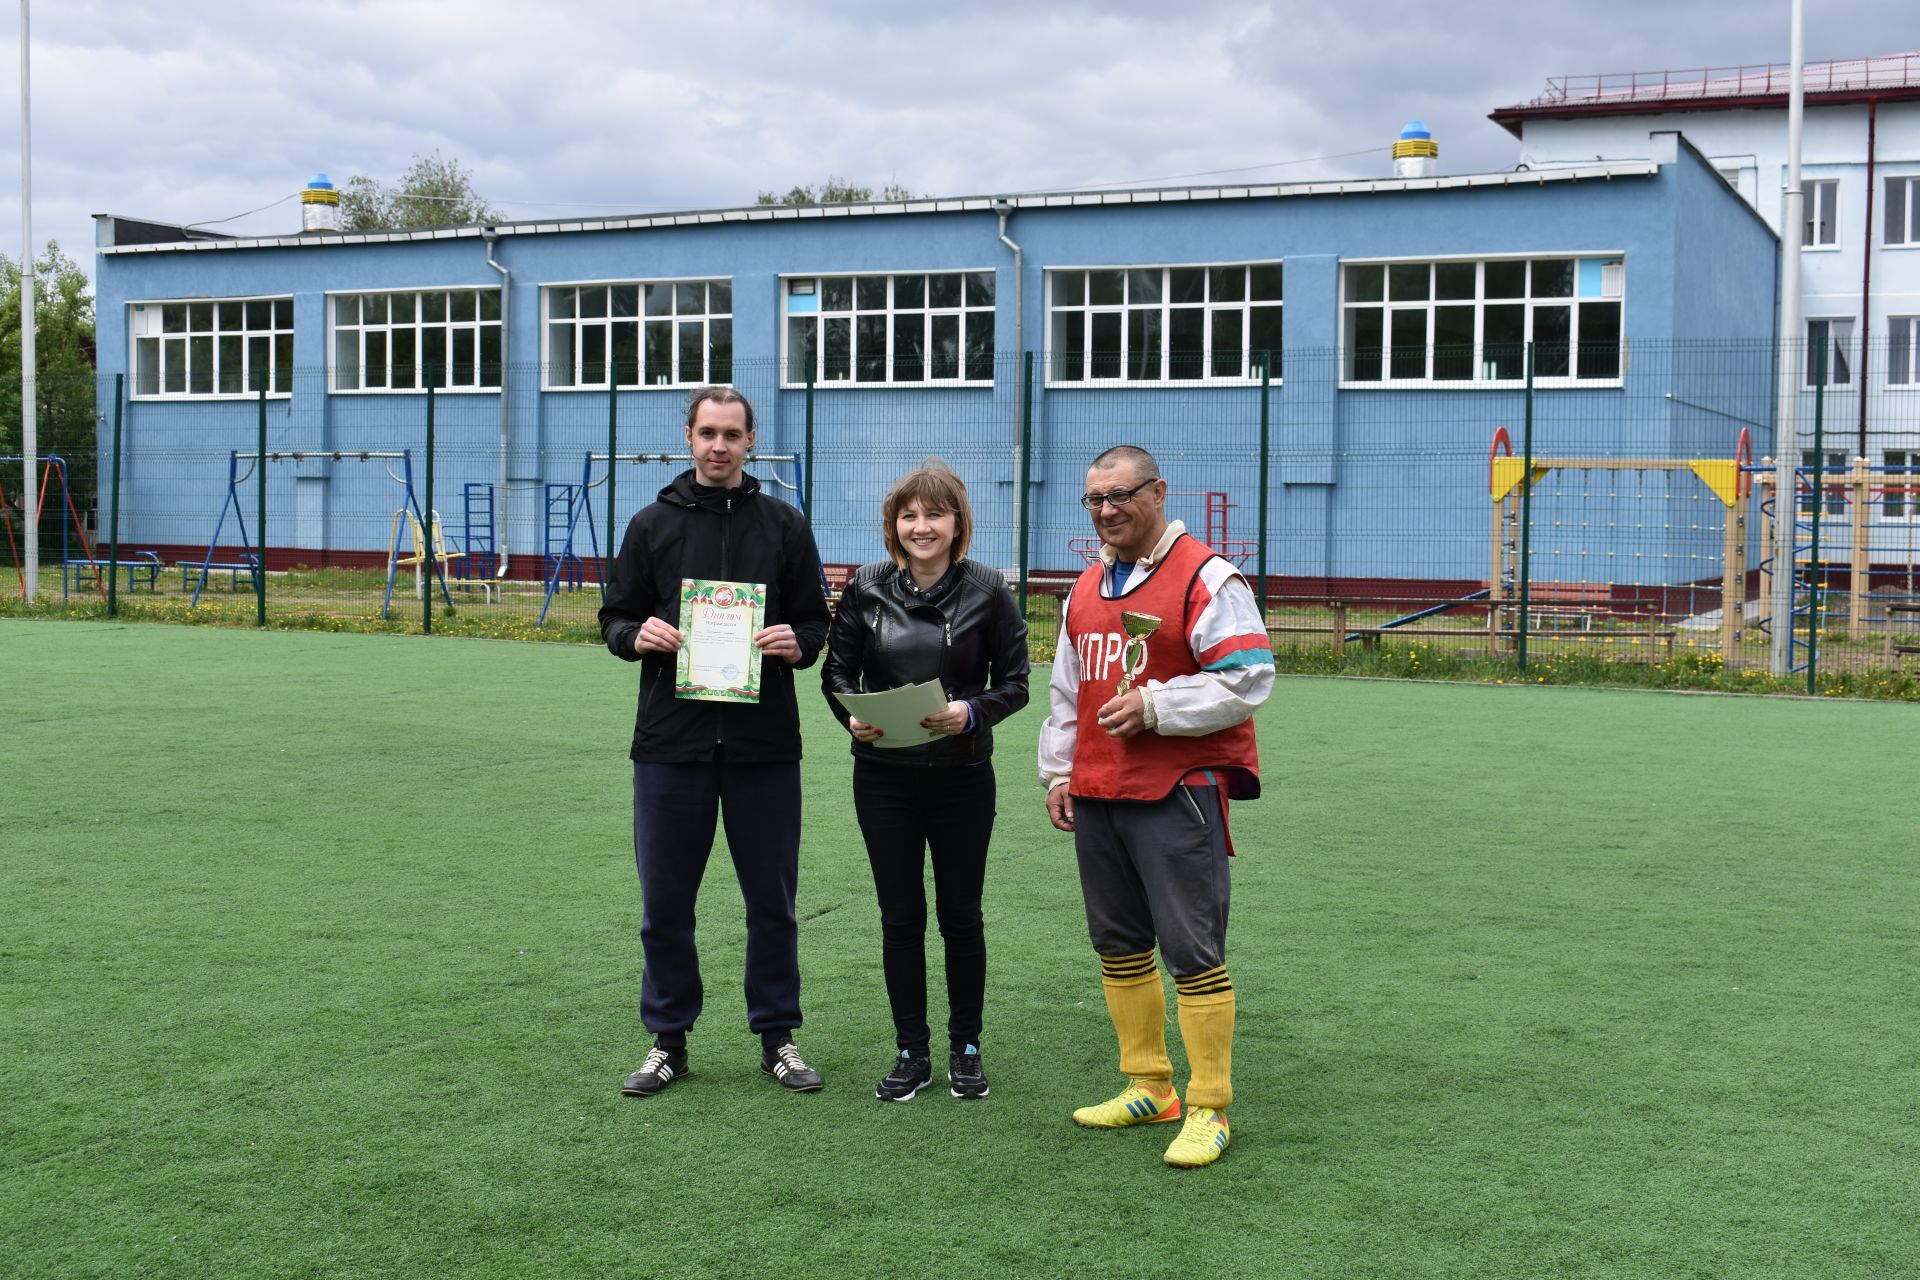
[0,0,1910,281]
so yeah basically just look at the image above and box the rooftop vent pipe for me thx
[301,172,340,233]
[1392,122,1439,179]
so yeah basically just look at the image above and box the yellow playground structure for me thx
[1488,426,1753,665]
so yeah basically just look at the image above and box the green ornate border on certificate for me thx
[675,578,765,703]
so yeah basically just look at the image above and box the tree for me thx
[339,152,504,232]
[755,176,914,206]
[0,241,98,540]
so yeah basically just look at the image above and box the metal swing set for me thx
[537,449,799,625]
[190,449,456,618]
[2,453,108,599]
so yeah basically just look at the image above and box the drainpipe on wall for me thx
[481,227,511,578]
[994,200,1024,572]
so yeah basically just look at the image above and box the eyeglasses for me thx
[1079,480,1155,511]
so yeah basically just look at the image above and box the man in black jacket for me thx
[600,387,833,1097]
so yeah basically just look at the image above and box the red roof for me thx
[1490,51,1920,136]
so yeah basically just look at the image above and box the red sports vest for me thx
[1066,533,1260,802]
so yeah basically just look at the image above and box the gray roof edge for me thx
[96,163,1661,257]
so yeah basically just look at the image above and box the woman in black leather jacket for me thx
[822,462,1029,1103]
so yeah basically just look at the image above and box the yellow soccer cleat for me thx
[1072,1081,1182,1129]
[1162,1106,1231,1168]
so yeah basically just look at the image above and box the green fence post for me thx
[1017,351,1034,619]
[1256,352,1271,620]
[606,378,618,592]
[803,363,816,525]
[424,377,436,636]
[107,375,124,618]
[1808,330,1827,695]
[256,373,268,628]
[1517,342,1536,673]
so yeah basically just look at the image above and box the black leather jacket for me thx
[822,559,1030,768]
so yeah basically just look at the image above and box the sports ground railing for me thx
[7,341,1920,684]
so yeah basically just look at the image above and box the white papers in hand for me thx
[832,679,949,748]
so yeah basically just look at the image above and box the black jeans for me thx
[852,757,995,1056]
[632,757,802,1043]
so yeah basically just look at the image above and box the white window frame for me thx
[1711,158,1756,207]
[1338,253,1626,390]
[1802,178,1840,249]
[1884,450,1919,521]
[542,278,732,391]
[328,287,503,394]
[1884,175,1920,248]
[779,269,996,389]
[129,296,294,400]
[1043,260,1283,388]
[1887,316,1920,388]
[1805,316,1854,389]
[1798,449,1849,516]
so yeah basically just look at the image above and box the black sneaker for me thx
[949,1044,989,1099]
[620,1045,689,1097]
[875,1051,934,1102]
[760,1038,824,1092]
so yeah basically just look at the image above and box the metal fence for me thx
[8,341,1920,685]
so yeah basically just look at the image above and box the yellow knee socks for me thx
[1097,951,1172,1089]
[1174,966,1236,1109]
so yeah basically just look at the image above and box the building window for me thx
[1802,179,1839,248]
[1798,450,1848,516]
[545,280,731,389]
[1047,263,1281,384]
[1889,317,1920,387]
[131,298,292,398]
[1341,256,1623,385]
[1805,318,1853,388]
[331,289,502,392]
[1887,177,1920,246]
[1886,451,1918,520]
[782,272,994,386]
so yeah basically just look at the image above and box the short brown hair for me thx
[881,462,973,568]
[685,385,755,434]
[1090,444,1159,481]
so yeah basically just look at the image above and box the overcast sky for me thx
[0,0,1910,283]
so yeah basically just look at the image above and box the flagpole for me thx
[18,0,37,601]
[1768,0,1805,673]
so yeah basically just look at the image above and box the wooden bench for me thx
[1513,582,1620,631]
[1883,602,1920,664]
[1261,593,1677,663]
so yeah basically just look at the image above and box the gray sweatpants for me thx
[1072,786,1231,976]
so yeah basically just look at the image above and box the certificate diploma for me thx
[675,578,765,703]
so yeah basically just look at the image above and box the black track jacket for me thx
[599,470,831,764]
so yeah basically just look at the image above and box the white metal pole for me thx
[18,0,36,601]
[1768,0,1806,674]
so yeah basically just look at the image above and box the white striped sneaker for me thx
[621,1045,689,1097]
[760,1039,824,1092]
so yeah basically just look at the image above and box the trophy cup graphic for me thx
[1114,610,1162,696]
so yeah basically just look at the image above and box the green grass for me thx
[3,620,1916,1278]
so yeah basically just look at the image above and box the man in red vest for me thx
[1039,444,1273,1168]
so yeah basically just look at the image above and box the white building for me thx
[1492,53,1920,573]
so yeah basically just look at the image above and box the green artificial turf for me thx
[2,620,1915,1279]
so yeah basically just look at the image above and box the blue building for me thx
[92,131,1778,600]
